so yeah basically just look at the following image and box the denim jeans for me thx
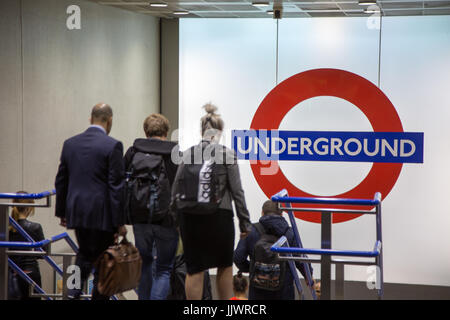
[133,223,179,300]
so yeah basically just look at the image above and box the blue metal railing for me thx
[4,220,119,300]
[0,189,56,200]
[270,189,384,300]
[272,238,382,258]
[8,258,51,300]
[3,230,77,300]
[271,190,381,207]
[269,194,317,300]
[0,189,122,300]
[1,189,128,300]
[0,232,76,249]
[271,235,311,300]
[8,217,73,276]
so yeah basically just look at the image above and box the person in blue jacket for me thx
[234,200,318,300]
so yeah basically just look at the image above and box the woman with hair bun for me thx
[172,103,252,300]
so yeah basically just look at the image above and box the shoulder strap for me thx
[125,147,135,171]
[254,222,290,238]
[185,145,198,165]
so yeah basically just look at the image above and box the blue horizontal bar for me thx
[0,189,56,200]
[271,240,382,258]
[273,189,289,199]
[51,232,69,242]
[271,189,381,206]
[0,232,71,248]
[0,239,51,248]
[272,236,289,249]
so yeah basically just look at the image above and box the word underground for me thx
[232,130,424,163]
[183,304,268,318]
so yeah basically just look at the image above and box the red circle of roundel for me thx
[250,68,403,223]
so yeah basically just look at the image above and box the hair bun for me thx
[203,103,218,115]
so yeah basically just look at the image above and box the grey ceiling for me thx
[89,0,450,18]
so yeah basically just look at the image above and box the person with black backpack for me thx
[234,200,317,300]
[172,103,252,300]
[124,113,179,300]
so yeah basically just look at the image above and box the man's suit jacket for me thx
[55,127,125,232]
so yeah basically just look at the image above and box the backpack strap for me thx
[250,223,265,262]
[126,146,137,173]
[254,221,291,239]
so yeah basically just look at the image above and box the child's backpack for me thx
[249,223,287,291]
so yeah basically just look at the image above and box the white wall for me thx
[161,19,180,138]
[0,0,23,193]
[0,0,160,293]
[379,16,450,286]
[179,16,450,286]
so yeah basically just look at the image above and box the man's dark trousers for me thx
[69,229,115,300]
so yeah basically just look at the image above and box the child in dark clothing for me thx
[234,200,319,300]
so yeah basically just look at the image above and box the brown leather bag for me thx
[96,236,142,297]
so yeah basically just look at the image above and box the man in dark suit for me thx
[55,103,127,300]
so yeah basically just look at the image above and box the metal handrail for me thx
[0,232,73,248]
[0,189,121,300]
[8,258,51,300]
[275,201,317,300]
[5,227,120,300]
[272,240,382,258]
[0,189,56,200]
[4,228,75,300]
[270,189,384,300]
[272,189,381,207]
[4,222,120,300]
[8,217,72,276]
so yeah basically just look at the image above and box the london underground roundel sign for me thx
[232,69,424,223]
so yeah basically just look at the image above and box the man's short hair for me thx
[143,114,170,138]
[91,103,113,122]
[262,200,281,216]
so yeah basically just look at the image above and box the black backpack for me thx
[172,142,227,215]
[249,223,287,291]
[125,151,171,224]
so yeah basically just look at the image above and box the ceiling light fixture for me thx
[149,3,168,7]
[252,1,270,7]
[173,11,189,15]
[358,0,377,5]
[266,10,274,14]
